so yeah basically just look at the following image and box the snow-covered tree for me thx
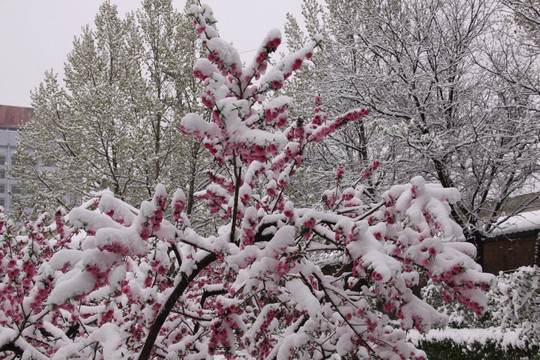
[503,0,540,45]
[285,0,540,267]
[13,0,207,214]
[1,4,495,359]
[480,0,540,107]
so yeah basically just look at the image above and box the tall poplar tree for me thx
[13,0,206,214]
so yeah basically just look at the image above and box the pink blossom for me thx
[303,218,316,229]
[276,116,287,127]
[140,227,151,240]
[292,58,303,71]
[372,271,383,281]
[193,69,207,80]
[342,191,354,201]
[256,52,266,64]
[271,80,283,90]
[265,37,281,50]
[360,169,371,179]
[452,264,464,274]
[383,303,394,313]
[336,166,345,179]
[207,52,217,62]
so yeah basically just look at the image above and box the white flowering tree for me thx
[0,4,494,360]
[14,0,206,215]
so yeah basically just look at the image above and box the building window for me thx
[0,185,4,194]
[0,169,4,179]
[0,198,4,208]
[0,156,5,165]
[11,186,22,195]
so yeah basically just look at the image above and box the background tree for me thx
[285,0,540,266]
[13,0,207,215]
[480,0,540,111]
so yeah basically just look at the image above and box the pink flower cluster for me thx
[264,104,288,127]
[54,207,67,241]
[237,142,280,164]
[207,300,245,356]
[307,104,370,144]
[172,189,186,222]
[138,191,168,240]
[248,307,301,358]
[240,211,259,247]
[197,188,228,215]
[264,37,281,52]
[0,214,61,333]
[336,165,345,179]
[98,240,130,256]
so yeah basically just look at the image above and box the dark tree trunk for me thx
[535,232,540,267]
[138,252,216,360]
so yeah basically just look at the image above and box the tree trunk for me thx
[138,252,216,360]
[535,232,540,267]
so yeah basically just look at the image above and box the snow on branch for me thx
[0,3,496,360]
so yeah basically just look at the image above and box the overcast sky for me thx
[0,0,304,108]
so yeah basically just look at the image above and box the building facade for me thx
[0,105,34,210]
[484,209,540,273]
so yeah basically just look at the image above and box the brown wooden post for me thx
[535,232,540,267]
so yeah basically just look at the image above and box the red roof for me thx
[0,105,34,129]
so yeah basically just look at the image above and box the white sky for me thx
[0,0,304,108]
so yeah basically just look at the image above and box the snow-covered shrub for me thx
[0,4,495,359]
[421,266,540,357]
[417,336,539,360]
[491,266,540,347]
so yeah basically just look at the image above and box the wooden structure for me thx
[484,209,540,274]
